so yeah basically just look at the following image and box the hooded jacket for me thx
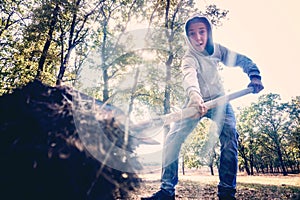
[182,14,261,102]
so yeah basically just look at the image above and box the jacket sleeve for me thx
[214,43,261,79]
[181,55,202,97]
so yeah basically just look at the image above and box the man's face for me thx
[187,22,208,52]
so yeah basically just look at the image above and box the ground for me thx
[128,169,300,200]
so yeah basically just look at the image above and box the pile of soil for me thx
[0,80,141,200]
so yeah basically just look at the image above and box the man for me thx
[141,14,264,200]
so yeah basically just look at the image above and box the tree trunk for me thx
[162,0,173,139]
[250,153,254,175]
[36,3,59,80]
[56,0,83,86]
[270,163,273,173]
[238,141,251,175]
[209,164,214,176]
[182,155,185,175]
[249,140,254,175]
[244,159,251,175]
[102,68,109,102]
[56,46,74,85]
[277,148,288,176]
[163,54,173,138]
[101,18,109,102]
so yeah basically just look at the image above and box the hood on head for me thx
[184,14,214,55]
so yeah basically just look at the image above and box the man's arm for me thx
[181,55,201,96]
[181,56,208,117]
[214,44,264,93]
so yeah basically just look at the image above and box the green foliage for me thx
[237,94,300,175]
[0,0,102,94]
[181,119,220,169]
[0,0,35,94]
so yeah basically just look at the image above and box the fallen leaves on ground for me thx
[129,179,300,200]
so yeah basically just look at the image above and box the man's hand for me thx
[248,77,264,93]
[187,91,208,118]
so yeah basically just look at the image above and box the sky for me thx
[197,0,300,107]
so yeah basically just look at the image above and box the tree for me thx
[13,0,64,85]
[0,0,32,94]
[36,2,60,80]
[82,0,145,102]
[0,0,103,92]
[181,119,220,175]
[237,93,300,175]
[284,96,300,172]
[138,0,194,137]
[255,94,289,175]
[55,0,103,85]
[237,106,258,175]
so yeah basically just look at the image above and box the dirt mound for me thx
[0,80,141,200]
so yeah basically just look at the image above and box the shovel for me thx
[130,87,254,145]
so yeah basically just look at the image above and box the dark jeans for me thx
[160,103,238,198]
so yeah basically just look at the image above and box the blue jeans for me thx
[160,103,238,198]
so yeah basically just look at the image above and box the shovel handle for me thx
[130,87,254,131]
